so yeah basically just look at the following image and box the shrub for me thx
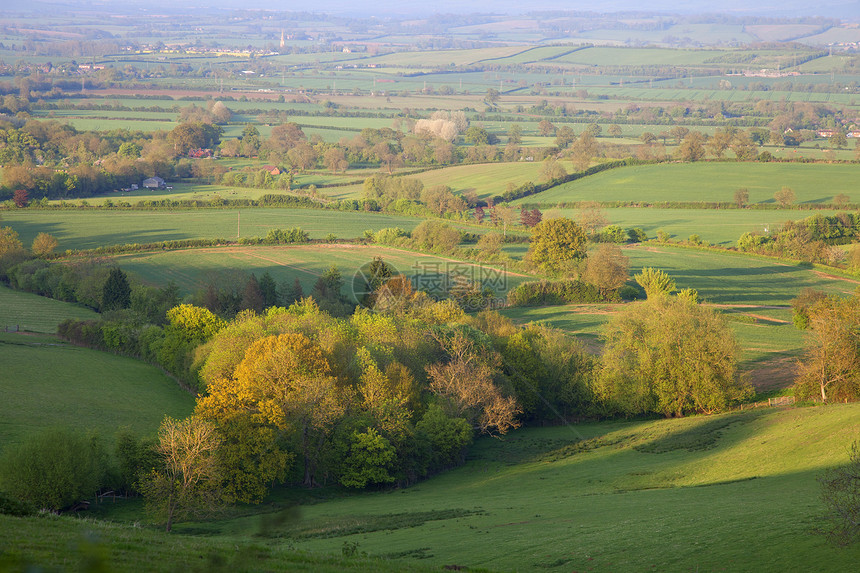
[0,429,109,510]
[507,280,618,307]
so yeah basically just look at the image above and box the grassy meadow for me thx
[94,404,859,572]
[111,244,527,298]
[516,162,860,207]
[0,332,194,446]
[1,210,425,251]
[0,285,98,333]
[552,206,842,245]
[0,513,438,573]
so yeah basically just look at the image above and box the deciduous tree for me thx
[528,218,588,274]
[141,416,225,532]
[795,295,860,402]
[598,295,749,417]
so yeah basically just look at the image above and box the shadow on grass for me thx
[632,409,769,454]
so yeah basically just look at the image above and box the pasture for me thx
[547,206,842,245]
[153,404,860,572]
[517,162,860,207]
[0,332,194,446]
[1,209,425,251]
[110,244,527,298]
[404,161,551,201]
[0,284,98,334]
[0,513,435,573]
[624,244,859,305]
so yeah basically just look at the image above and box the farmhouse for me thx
[142,176,166,189]
[261,165,281,175]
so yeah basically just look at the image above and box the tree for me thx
[555,125,575,149]
[102,267,131,311]
[608,124,622,138]
[323,147,348,173]
[538,120,556,137]
[734,188,749,209]
[13,189,28,208]
[227,333,345,486]
[819,441,860,546]
[0,428,108,511]
[528,218,588,274]
[426,327,520,435]
[0,226,25,273]
[634,267,676,299]
[140,416,225,532]
[598,295,750,417]
[676,131,706,161]
[507,124,522,145]
[794,295,860,403]
[31,232,59,257]
[706,128,733,158]
[339,428,397,488]
[584,244,629,295]
[539,158,567,182]
[830,131,848,149]
[477,232,504,256]
[577,201,608,237]
[835,193,851,209]
[570,131,597,171]
[775,186,796,208]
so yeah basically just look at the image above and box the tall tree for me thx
[141,416,225,532]
[102,267,131,311]
[795,295,860,403]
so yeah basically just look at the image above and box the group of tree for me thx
[736,212,860,266]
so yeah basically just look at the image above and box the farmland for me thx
[117,404,860,572]
[0,331,194,446]
[0,284,97,333]
[3,4,860,572]
[1,210,425,251]
[111,244,527,298]
[516,162,860,207]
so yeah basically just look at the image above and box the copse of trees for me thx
[597,290,752,417]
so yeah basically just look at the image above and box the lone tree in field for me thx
[598,294,750,417]
[527,217,588,274]
[775,186,796,207]
[734,188,749,208]
[102,267,131,311]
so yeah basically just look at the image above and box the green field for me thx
[123,404,860,572]
[1,210,425,251]
[0,513,436,573]
[517,162,860,207]
[110,244,527,298]
[0,285,98,333]
[0,332,194,446]
[411,161,550,200]
[547,206,841,245]
[624,244,859,305]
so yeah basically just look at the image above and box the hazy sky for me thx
[7,0,860,18]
